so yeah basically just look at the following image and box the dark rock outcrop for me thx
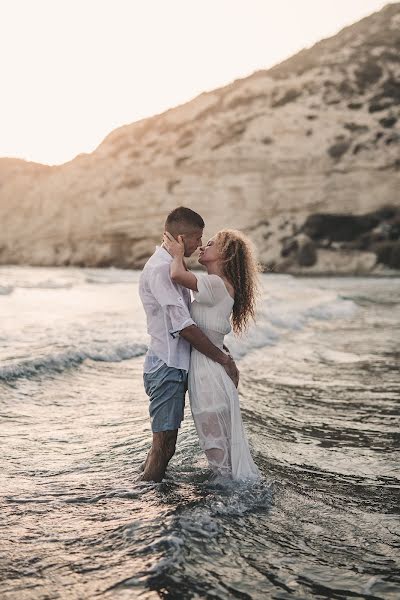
[282,206,400,272]
[297,239,317,267]
[302,214,380,242]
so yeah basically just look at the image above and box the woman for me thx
[162,228,261,481]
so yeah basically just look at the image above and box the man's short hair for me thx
[165,206,205,231]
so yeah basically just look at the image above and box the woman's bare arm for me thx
[163,232,199,291]
[170,255,198,291]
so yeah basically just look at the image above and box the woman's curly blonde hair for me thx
[216,229,263,335]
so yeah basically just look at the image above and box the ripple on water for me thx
[1,274,399,599]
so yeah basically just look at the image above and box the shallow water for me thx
[1,268,399,599]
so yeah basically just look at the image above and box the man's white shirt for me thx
[139,246,196,373]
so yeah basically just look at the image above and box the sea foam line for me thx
[0,342,147,382]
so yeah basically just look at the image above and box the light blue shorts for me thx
[143,364,187,432]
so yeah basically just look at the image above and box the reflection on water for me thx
[0,270,399,599]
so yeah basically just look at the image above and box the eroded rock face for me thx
[302,214,380,242]
[0,4,399,274]
[279,206,400,274]
[291,249,378,275]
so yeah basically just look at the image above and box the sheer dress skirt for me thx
[188,332,260,481]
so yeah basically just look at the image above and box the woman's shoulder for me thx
[202,273,234,300]
[223,278,235,299]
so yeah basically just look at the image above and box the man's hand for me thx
[222,355,239,388]
[179,325,240,387]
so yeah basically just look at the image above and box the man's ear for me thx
[165,229,179,241]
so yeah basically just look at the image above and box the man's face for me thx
[180,228,204,257]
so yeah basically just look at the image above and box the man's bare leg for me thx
[140,430,178,482]
[139,451,151,472]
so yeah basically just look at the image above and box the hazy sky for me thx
[0,0,390,165]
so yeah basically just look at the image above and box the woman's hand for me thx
[163,231,185,259]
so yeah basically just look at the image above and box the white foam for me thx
[0,342,147,382]
[304,299,356,320]
[179,508,220,538]
[0,270,360,381]
[206,479,274,516]
[84,267,136,285]
[138,534,185,575]
[219,273,359,360]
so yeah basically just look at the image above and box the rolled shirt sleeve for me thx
[149,265,196,338]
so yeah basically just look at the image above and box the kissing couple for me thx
[138,206,261,483]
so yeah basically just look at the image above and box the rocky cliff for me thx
[0,3,399,274]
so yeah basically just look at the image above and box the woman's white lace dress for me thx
[188,273,260,481]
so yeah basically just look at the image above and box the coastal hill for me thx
[0,3,399,274]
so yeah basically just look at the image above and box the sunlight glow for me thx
[0,0,389,165]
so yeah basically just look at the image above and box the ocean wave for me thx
[0,275,359,382]
[2,279,76,290]
[0,267,82,290]
[2,281,74,290]
[20,281,74,289]
[304,298,357,320]
[0,342,147,382]
[84,268,135,285]
[0,266,136,289]
[117,478,274,587]
[204,478,274,516]
[339,293,400,307]
[227,292,357,359]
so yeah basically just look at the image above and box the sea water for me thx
[1,267,399,599]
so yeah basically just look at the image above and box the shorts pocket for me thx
[143,371,159,396]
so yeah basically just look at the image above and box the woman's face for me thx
[198,236,221,265]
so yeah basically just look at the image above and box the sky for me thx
[0,0,391,165]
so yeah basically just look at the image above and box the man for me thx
[138,206,239,482]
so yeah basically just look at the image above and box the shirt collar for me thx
[155,245,173,263]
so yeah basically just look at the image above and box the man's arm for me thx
[180,325,239,387]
